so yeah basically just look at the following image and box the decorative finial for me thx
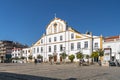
[54,13,56,18]
[100,34,103,37]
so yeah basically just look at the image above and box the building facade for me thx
[22,48,31,62]
[103,35,120,61]
[0,40,15,62]
[0,40,28,63]
[11,47,22,59]
[29,18,102,62]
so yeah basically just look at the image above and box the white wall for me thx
[103,40,120,60]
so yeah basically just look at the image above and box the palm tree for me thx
[97,49,104,61]
[91,52,99,62]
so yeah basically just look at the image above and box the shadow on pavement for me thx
[0,72,77,80]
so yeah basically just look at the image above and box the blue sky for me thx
[0,0,120,46]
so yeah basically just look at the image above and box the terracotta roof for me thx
[104,35,120,42]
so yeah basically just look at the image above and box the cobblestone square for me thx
[0,63,120,80]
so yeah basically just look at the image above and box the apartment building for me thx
[0,40,28,62]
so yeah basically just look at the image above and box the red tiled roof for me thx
[104,35,120,42]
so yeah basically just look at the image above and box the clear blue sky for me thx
[0,0,120,46]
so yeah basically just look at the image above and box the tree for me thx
[60,52,67,63]
[68,54,75,63]
[97,49,104,57]
[91,52,99,62]
[86,55,90,65]
[48,54,53,64]
[76,52,84,60]
[60,52,67,59]
[14,57,19,60]
[97,49,104,61]
[48,54,53,59]
[28,55,33,60]
[76,52,84,66]
[86,55,90,59]
[21,56,26,60]
[37,54,43,59]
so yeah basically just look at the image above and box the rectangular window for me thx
[28,50,30,53]
[22,50,24,53]
[107,46,111,48]
[33,48,35,53]
[12,54,14,56]
[49,46,51,52]
[54,45,57,52]
[49,38,51,42]
[71,43,74,51]
[54,37,57,42]
[41,47,43,53]
[77,42,81,50]
[37,47,39,53]
[84,41,88,48]
[26,50,27,54]
[60,35,63,41]
[60,44,63,51]
[71,33,74,39]
[18,53,20,56]
[94,43,98,48]
[41,39,43,43]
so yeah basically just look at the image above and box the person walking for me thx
[79,59,83,66]
[34,59,37,65]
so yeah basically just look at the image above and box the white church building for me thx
[30,17,102,62]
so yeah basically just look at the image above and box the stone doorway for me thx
[53,55,57,62]
[60,56,62,62]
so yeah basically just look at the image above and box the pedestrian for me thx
[79,59,83,66]
[98,60,101,66]
[50,59,53,65]
[34,59,37,65]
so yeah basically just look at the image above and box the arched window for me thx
[54,23,57,33]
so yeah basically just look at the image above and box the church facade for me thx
[31,17,103,62]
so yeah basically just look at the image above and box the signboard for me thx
[104,48,111,61]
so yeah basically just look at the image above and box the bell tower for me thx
[46,18,67,35]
